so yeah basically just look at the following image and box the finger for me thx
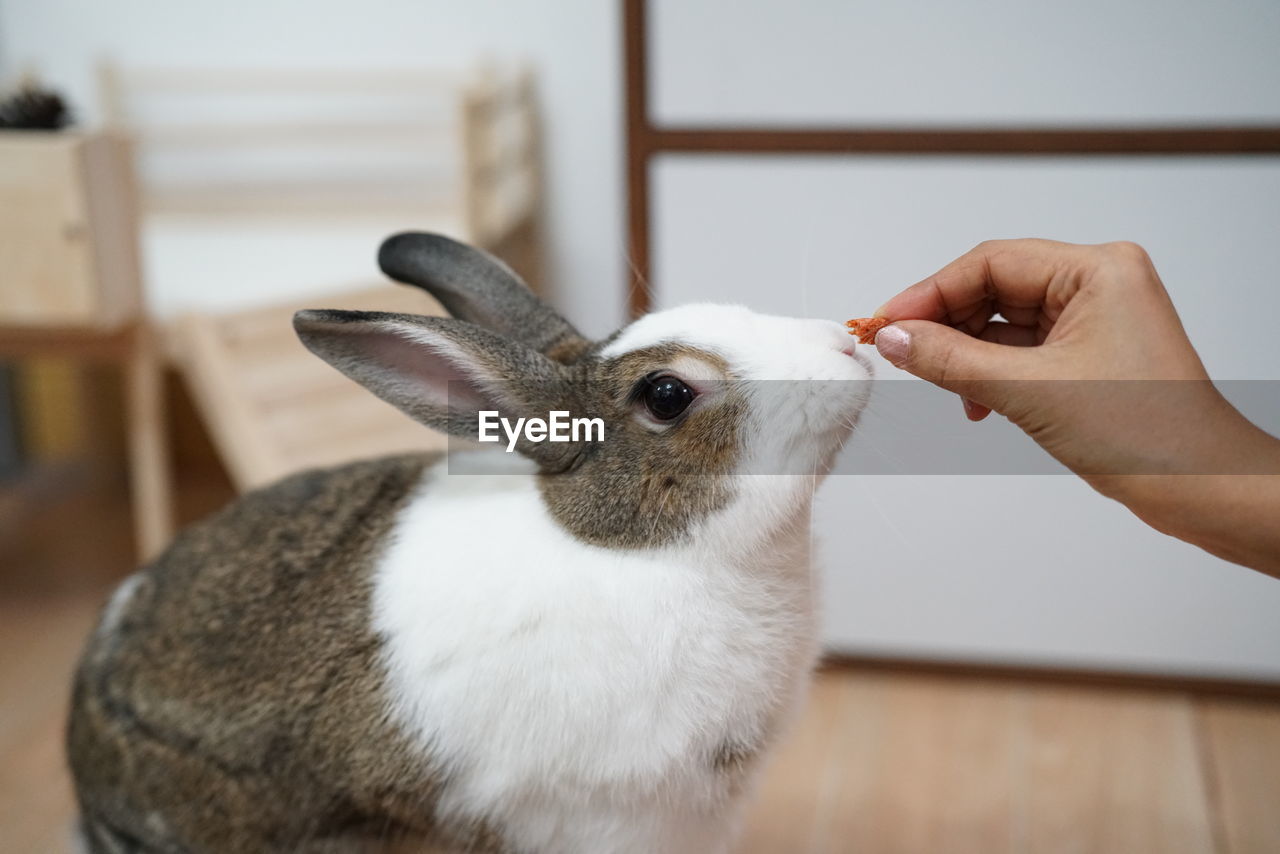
[876,320,1037,408]
[977,321,1040,347]
[877,238,1101,324]
[992,303,1041,327]
[955,303,997,337]
[962,397,992,421]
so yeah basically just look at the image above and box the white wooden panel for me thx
[653,155,1280,679]
[652,0,1280,126]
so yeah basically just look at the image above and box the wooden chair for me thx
[100,62,543,295]
[171,286,449,493]
[98,63,542,491]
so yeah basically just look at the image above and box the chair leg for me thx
[123,324,173,563]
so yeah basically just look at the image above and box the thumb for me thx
[875,321,1030,410]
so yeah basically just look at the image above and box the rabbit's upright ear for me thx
[294,309,584,470]
[378,232,587,363]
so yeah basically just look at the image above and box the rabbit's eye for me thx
[643,375,696,421]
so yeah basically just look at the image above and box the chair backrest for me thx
[458,65,540,247]
[99,61,539,246]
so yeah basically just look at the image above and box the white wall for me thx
[655,156,1280,679]
[0,0,627,337]
[653,0,1280,125]
[647,0,1280,679]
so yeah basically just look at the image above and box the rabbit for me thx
[67,232,874,854]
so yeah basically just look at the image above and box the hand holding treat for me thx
[868,238,1280,578]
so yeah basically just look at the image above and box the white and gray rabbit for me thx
[68,232,873,853]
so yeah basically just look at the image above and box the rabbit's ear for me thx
[378,232,587,363]
[294,309,585,470]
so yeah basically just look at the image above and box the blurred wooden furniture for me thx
[0,131,172,560]
[173,285,449,492]
[100,62,543,293]
[94,63,541,491]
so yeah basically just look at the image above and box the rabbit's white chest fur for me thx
[373,454,820,854]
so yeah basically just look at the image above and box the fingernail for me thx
[875,325,910,366]
[962,398,989,421]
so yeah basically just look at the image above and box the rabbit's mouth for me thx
[845,347,875,379]
[806,358,875,469]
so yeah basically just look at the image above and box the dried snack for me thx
[845,317,890,345]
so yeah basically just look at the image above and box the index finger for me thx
[877,238,1100,324]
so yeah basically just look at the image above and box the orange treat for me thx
[845,316,890,345]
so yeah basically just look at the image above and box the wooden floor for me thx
[738,671,1280,854]
[1,468,1278,853]
[1,589,1277,854]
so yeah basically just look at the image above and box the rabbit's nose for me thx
[810,319,853,348]
[818,322,858,357]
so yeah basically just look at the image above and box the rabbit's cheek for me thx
[538,384,746,550]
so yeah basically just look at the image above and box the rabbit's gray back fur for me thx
[68,453,507,853]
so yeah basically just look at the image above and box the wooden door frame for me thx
[623,0,1280,317]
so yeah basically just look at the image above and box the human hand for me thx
[873,239,1270,484]
[872,238,1280,576]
